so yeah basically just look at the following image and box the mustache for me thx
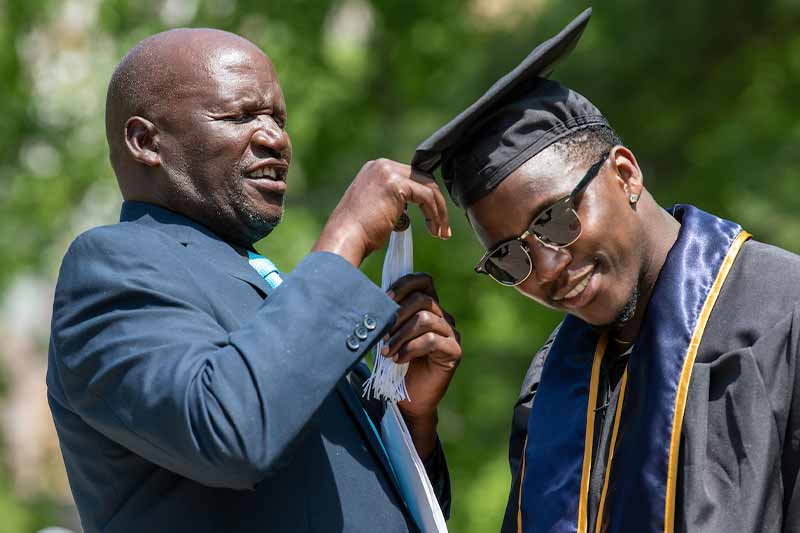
[251,146,290,163]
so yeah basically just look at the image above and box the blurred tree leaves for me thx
[1,0,799,531]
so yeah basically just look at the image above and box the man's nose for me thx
[250,117,289,154]
[529,239,571,284]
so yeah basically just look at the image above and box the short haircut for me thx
[549,124,624,166]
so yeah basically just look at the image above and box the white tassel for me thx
[363,226,414,403]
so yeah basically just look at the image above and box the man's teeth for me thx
[560,274,591,301]
[248,167,278,179]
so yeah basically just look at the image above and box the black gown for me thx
[502,240,800,533]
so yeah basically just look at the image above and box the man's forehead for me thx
[139,28,264,69]
[466,172,540,242]
[196,47,281,107]
[150,30,275,89]
[517,149,582,196]
[466,154,580,243]
[468,147,580,212]
[214,48,274,80]
[213,46,272,73]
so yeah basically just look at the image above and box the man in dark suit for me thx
[47,28,461,533]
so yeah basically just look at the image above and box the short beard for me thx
[611,284,639,329]
[229,184,284,244]
[164,165,284,246]
[594,283,640,333]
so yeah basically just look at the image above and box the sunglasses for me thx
[474,151,610,286]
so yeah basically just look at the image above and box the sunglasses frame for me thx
[474,151,611,286]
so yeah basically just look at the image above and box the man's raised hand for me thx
[313,159,451,267]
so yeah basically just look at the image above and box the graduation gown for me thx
[501,210,800,532]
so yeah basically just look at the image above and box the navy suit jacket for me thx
[47,201,450,532]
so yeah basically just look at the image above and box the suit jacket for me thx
[47,201,450,533]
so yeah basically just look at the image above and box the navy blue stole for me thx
[518,205,750,533]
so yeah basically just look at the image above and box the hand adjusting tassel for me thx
[394,206,410,232]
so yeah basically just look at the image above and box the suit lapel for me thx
[188,241,271,298]
[120,201,272,297]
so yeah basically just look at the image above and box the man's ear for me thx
[124,116,161,167]
[609,145,643,200]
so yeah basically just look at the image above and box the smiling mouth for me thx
[245,161,288,181]
[551,265,595,303]
[243,162,289,200]
[561,274,591,300]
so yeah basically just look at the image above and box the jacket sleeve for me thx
[50,228,398,490]
[423,437,451,519]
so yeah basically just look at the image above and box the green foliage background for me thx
[1,0,799,531]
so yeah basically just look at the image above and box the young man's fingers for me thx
[390,293,445,334]
[388,273,437,302]
[383,311,453,358]
[392,333,461,365]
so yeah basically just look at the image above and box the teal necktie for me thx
[247,251,283,293]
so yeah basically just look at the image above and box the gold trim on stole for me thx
[578,335,609,533]
[594,369,628,533]
[516,335,609,533]
[663,230,751,533]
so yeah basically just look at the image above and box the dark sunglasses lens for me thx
[485,242,531,285]
[532,200,581,246]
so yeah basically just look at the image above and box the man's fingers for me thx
[442,309,457,330]
[400,176,450,239]
[388,273,438,303]
[320,158,451,266]
[402,180,441,237]
[369,160,451,239]
[411,168,451,239]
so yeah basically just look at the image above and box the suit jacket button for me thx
[354,325,369,340]
[362,315,377,330]
[346,335,360,351]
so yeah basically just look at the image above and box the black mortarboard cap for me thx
[412,8,608,208]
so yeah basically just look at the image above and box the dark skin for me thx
[466,145,680,343]
[383,273,461,456]
[108,31,293,247]
[107,29,460,460]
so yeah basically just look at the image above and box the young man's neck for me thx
[613,204,681,344]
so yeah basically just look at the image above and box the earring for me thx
[629,193,639,205]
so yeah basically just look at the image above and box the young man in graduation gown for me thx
[413,8,800,533]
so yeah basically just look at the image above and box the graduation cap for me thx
[412,8,609,208]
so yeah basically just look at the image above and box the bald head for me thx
[104,28,292,247]
[105,28,267,175]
